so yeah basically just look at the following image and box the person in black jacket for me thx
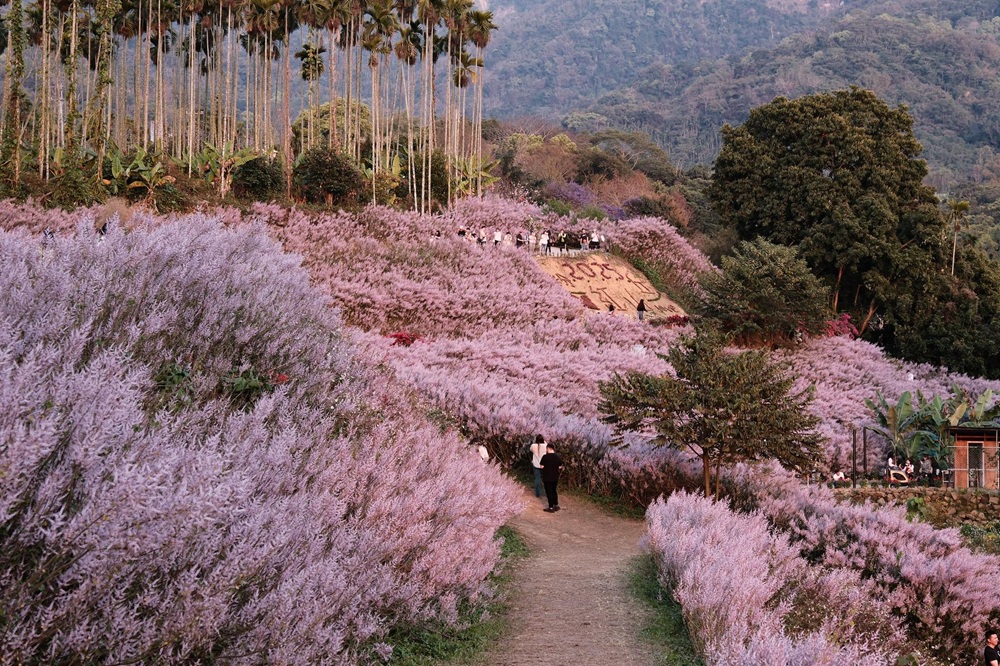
[985,630,999,666]
[539,444,564,513]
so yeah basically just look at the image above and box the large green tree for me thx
[709,87,946,333]
[599,327,824,498]
[710,87,1000,378]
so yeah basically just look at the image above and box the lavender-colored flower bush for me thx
[647,492,902,666]
[746,471,1000,665]
[6,196,1000,664]
[0,218,520,663]
[604,216,717,295]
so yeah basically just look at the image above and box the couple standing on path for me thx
[531,434,563,512]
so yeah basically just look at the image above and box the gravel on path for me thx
[477,487,658,666]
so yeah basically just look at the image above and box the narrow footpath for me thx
[478,487,659,666]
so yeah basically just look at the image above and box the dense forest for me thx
[485,0,1000,188]
[576,9,1000,188]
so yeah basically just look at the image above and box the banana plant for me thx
[126,147,175,209]
[452,156,500,197]
[195,142,258,197]
[865,390,923,461]
[910,391,965,467]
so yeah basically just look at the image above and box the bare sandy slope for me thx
[476,488,658,666]
[535,253,685,320]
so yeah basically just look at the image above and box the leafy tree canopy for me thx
[599,327,824,498]
[709,88,947,333]
[700,238,831,346]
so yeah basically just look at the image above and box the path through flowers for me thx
[479,488,658,666]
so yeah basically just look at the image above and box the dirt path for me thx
[478,487,658,666]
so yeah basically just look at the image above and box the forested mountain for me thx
[484,0,1000,186]
[576,6,1000,186]
[483,0,852,119]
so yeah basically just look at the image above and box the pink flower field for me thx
[3,196,999,664]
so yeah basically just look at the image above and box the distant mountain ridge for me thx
[483,0,853,119]
[484,0,1000,185]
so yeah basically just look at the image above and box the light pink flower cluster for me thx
[604,216,717,295]
[647,491,902,665]
[0,218,520,663]
[749,470,1000,665]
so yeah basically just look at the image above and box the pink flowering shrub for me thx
[256,205,583,338]
[0,219,520,663]
[735,470,1000,665]
[604,216,717,296]
[780,337,998,470]
[646,492,899,665]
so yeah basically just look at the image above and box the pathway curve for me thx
[478,487,658,666]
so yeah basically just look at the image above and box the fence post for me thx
[862,427,867,478]
[852,428,858,488]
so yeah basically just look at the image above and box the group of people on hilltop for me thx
[455,226,606,256]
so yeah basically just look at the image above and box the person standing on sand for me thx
[530,434,546,499]
[637,299,646,321]
[540,443,564,512]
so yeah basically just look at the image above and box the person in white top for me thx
[493,229,503,246]
[539,231,550,255]
[530,434,546,499]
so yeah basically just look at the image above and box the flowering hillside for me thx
[0,218,519,663]
[4,196,1000,664]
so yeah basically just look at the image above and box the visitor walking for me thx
[530,434,546,499]
[540,443,564,512]
[637,299,646,321]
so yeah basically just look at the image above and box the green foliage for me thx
[291,100,371,154]
[960,521,1000,555]
[707,87,1000,377]
[905,497,929,522]
[400,150,450,211]
[102,145,177,210]
[710,88,945,331]
[381,526,526,665]
[576,148,631,183]
[232,156,285,201]
[623,196,675,220]
[48,170,104,210]
[627,554,704,666]
[599,326,824,497]
[700,239,831,346]
[579,205,607,221]
[220,367,275,411]
[151,361,194,413]
[293,147,364,206]
[193,142,259,197]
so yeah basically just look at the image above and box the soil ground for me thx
[475,487,659,666]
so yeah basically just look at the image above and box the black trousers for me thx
[544,481,559,508]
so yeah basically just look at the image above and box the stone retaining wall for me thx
[834,486,1000,526]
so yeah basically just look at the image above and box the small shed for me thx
[948,426,1000,489]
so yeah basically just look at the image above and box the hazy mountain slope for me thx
[482,0,852,119]
[573,5,1000,185]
